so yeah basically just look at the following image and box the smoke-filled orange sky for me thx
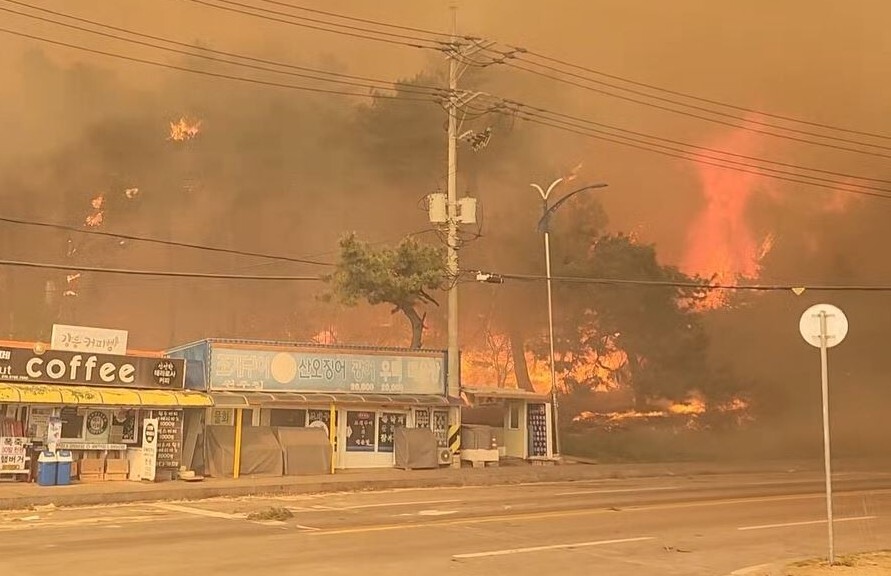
[1,0,890,372]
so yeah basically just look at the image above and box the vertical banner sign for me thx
[46,418,62,450]
[142,418,159,482]
[155,410,183,469]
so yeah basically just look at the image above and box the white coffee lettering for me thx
[26,358,43,377]
[46,359,66,379]
[99,363,116,382]
[118,363,135,384]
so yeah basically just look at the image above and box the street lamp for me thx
[531,179,609,458]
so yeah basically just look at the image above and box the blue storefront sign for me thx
[208,346,446,395]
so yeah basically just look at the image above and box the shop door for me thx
[527,403,548,457]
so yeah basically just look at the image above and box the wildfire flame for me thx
[572,395,749,430]
[168,117,201,141]
[312,328,337,345]
[681,126,773,309]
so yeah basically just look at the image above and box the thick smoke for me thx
[2,1,891,459]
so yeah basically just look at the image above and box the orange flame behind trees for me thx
[681,127,774,309]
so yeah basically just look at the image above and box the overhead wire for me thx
[0,215,335,266]
[0,259,324,280]
[510,113,891,201]
[503,107,891,196]
[180,0,891,147]
[0,27,437,102]
[518,48,891,142]
[492,53,891,152]
[493,97,891,185]
[481,271,891,293]
[186,0,446,49]
[493,59,891,160]
[1,0,447,97]
[251,0,454,38]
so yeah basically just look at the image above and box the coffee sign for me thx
[0,348,185,389]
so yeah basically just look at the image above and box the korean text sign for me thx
[209,346,445,395]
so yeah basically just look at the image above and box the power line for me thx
[481,270,891,292]
[0,259,324,280]
[498,54,891,152]
[0,215,335,266]
[504,106,891,196]
[202,0,445,44]
[186,0,445,49]
[0,27,438,102]
[496,60,891,160]
[491,97,891,186]
[519,48,891,142]
[252,0,453,39]
[511,113,891,201]
[180,0,891,146]
[14,0,881,183]
[2,0,447,97]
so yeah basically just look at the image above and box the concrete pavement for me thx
[1,470,890,575]
[0,457,864,510]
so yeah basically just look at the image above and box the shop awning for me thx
[211,391,453,408]
[462,387,550,401]
[0,383,213,407]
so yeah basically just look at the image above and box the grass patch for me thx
[247,507,293,522]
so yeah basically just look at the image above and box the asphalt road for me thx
[2,469,891,576]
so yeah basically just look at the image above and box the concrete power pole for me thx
[446,10,460,399]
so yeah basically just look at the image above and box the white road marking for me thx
[294,523,321,532]
[416,510,458,516]
[150,503,245,520]
[0,516,159,531]
[452,536,655,559]
[311,488,891,536]
[294,499,462,512]
[738,515,877,531]
[556,486,679,496]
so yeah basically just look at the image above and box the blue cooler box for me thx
[37,451,58,487]
[55,450,73,486]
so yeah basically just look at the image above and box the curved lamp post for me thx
[530,179,609,458]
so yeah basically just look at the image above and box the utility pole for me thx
[446,8,460,399]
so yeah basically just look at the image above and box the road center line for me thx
[453,536,655,559]
[556,486,679,496]
[737,515,877,531]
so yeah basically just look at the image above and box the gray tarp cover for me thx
[461,424,495,450]
[394,427,438,469]
[205,425,284,477]
[274,427,331,476]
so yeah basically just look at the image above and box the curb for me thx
[0,459,827,511]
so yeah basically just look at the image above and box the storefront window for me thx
[270,409,307,427]
[60,407,84,439]
[345,411,375,452]
[377,412,406,453]
[509,404,520,430]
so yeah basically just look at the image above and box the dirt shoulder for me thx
[783,551,891,575]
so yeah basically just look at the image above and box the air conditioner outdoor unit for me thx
[438,448,453,466]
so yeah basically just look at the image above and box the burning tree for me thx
[324,233,447,349]
[546,227,746,408]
